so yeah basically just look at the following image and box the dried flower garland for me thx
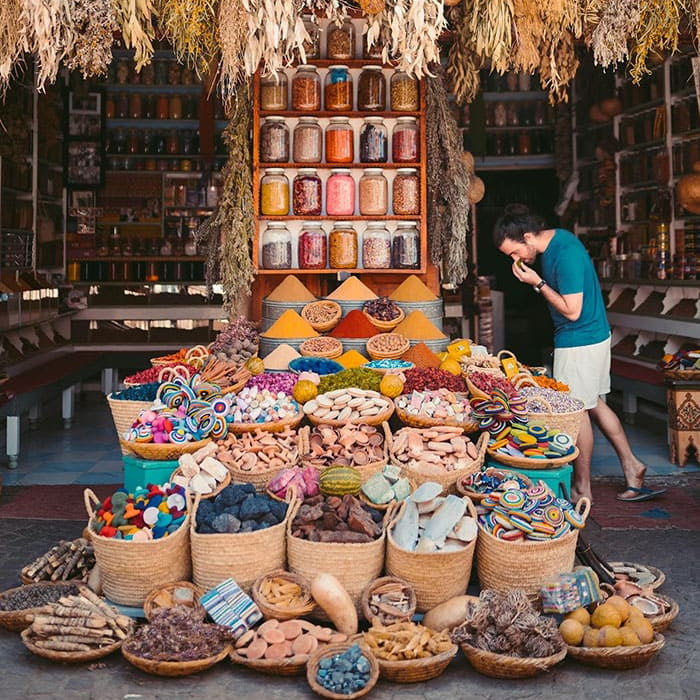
[589,0,640,69]
[65,0,117,78]
[446,4,481,105]
[0,0,24,96]
[112,0,157,72]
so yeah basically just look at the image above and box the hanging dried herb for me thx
[218,0,248,104]
[589,0,640,69]
[468,0,514,74]
[512,0,546,75]
[446,4,481,105]
[0,0,24,96]
[539,30,579,104]
[65,0,117,78]
[554,101,572,181]
[425,66,471,287]
[112,0,157,72]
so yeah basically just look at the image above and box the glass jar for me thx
[506,72,518,91]
[326,169,355,216]
[518,132,531,155]
[292,65,321,111]
[326,18,354,60]
[298,223,327,269]
[518,71,532,91]
[169,95,183,120]
[325,65,353,111]
[392,117,419,162]
[105,95,116,119]
[329,222,358,269]
[362,223,391,269]
[359,117,387,163]
[493,101,507,127]
[260,168,289,215]
[166,130,180,154]
[117,92,129,118]
[390,71,419,111]
[293,117,322,163]
[293,168,322,216]
[325,116,354,163]
[157,95,169,120]
[359,168,388,215]
[358,66,386,111]
[260,116,290,162]
[392,168,419,215]
[507,103,519,126]
[129,93,142,119]
[261,223,292,269]
[302,15,320,59]
[392,222,420,269]
[260,72,288,110]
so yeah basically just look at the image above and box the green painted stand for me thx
[486,458,573,499]
[122,455,179,493]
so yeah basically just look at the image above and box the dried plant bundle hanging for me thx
[468,0,514,74]
[539,30,579,104]
[0,0,25,96]
[446,4,481,105]
[157,0,218,78]
[112,0,157,72]
[512,0,546,75]
[590,0,640,68]
[65,0,118,78]
[218,0,247,102]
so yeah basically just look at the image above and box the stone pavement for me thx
[1,502,698,700]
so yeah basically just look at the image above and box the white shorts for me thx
[553,335,611,410]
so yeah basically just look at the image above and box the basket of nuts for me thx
[300,337,344,359]
[302,301,342,333]
[362,298,405,332]
[366,333,411,361]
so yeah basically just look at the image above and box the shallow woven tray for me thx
[487,446,580,470]
[362,307,405,332]
[22,627,128,663]
[251,569,316,621]
[169,467,230,499]
[370,642,458,683]
[359,576,416,626]
[300,337,344,359]
[122,643,231,677]
[460,642,566,679]
[366,333,411,361]
[230,647,310,676]
[608,562,666,591]
[455,467,534,502]
[227,409,305,434]
[394,394,480,433]
[143,581,207,622]
[119,438,211,461]
[0,582,83,632]
[646,595,679,633]
[306,642,379,699]
[306,402,394,428]
[566,633,665,670]
[302,301,342,333]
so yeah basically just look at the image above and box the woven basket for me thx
[608,561,666,591]
[169,467,231,499]
[143,581,207,621]
[460,642,566,679]
[0,582,82,632]
[393,393,480,433]
[366,333,411,361]
[386,497,478,612]
[286,501,389,613]
[476,497,591,596]
[358,478,416,512]
[119,438,212,462]
[396,431,489,495]
[306,642,380,700]
[365,640,458,683]
[107,395,152,454]
[230,646,311,676]
[300,338,344,359]
[566,633,665,669]
[362,307,405,332]
[122,643,231,676]
[487,446,580,470]
[647,595,679,633]
[227,408,305,435]
[21,627,129,663]
[359,576,416,626]
[251,569,315,621]
[663,368,700,380]
[84,489,191,606]
[524,394,585,444]
[456,467,534,503]
[306,402,394,428]
[302,301,342,333]
[189,491,295,592]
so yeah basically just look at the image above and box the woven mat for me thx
[0,485,120,521]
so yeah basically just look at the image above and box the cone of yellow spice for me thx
[393,310,446,340]
[389,275,439,302]
[262,309,319,338]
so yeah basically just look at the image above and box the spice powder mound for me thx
[262,343,302,370]
[326,275,378,301]
[393,311,446,340]
[337,349,369,368]
[401,342,441,369]
[266,275,316,302]
[389,275,438,302]
[330,310,380,339]
[262,310,319,338]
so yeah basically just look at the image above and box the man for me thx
[493,204,665,503]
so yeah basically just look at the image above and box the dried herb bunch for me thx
[451,589,564,658]
[65,0,117,79]
[511,0,546,75]
[425,66,471,287]
[468,0,514,75]
[157,0,218,78]
[218,0,248,102]
[112,0,157,72]
[589,0,641,69]
[446,4,481,105]
[539,31,580,105]
[0,0,24,96]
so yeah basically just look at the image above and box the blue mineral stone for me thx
[355,657,370,674]
[332,671,343,683]
[319,659,332,670]
[268,500,288,522]
[336,658,351,672]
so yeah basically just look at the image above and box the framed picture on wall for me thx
[67,141,102,186]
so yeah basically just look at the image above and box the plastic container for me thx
[292,65,321,111]
[293,117,322,163]
[325,116,354,163]
[298,223,327,269]
[326,168,355,216]
[261,223,292,269]
[390,71,419,111]
[293,168,322,216]
[359,168,388,215]
[358,66,386,111]
[362,223,392,269]
[123,456,179,493]
[392,168,419,215]
[360,117,388,163]
[260,116,289,163]
[260,168,289,215]
[329,222,358,269]
[392,117,420,162]
[260,73,288,110]
[324,65,353,111]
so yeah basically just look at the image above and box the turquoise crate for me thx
[486,459,573,500]
[122,455,179,492]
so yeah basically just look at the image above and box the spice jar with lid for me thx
[260,168,289,215]
[260,72,288,110]
[169,94,183,120]
[260,116,290,162]
[329,222,358,269]
[360,117,387,163]
[390,71,419,111]
[362,223,391,269]
[298,222,327,269]
[326,169,355,216]
[392,168,419,215]
[292,65,321,111]
[293,117,322,163]
[293,168,322,216]
[392,117,420,162]
[359,168,388,215]
[302,15,320,60]
[326,18,354,60]
[358,66,386,111]
[325,117,354,163]
[261,223,292,269]
[392,222,420,269]
[324,65,353,111]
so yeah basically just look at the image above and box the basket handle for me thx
[381,420,392,456]
[188,491,202,529]
[83,488,101,520]
[575,497,592,524]
[186,345,209,360]
[462,494,478,520]
[474,431,489,461]
[286,496,303,537]
[497,349,517,363]
[524,394,554,415]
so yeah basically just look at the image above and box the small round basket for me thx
[362,306,405,332]
[227,408,305,435]
[524,394,585,444]
[360,576,416,626]
[366,333,411,361]
[566,633,665,670]
[0,582,83,632]
[456,467,534,503]
[169,467,230,499]
[306,401,394,428]
[300,337,344,359]
[306,642,380,700]
[369,642,458,683]
[646,595,679,633]
[122,642,231,677]
[119,438,212,461]
[486,446,580,470]
[302,301,342,333]
[460,642,566,679]
[22,627,129,663]
[394,393,480,433]
[251,569,315,621]
[143,581,207,622]
[230,645,311,676]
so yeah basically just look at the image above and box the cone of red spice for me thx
[400,342,441,369]
[329,309,380,339]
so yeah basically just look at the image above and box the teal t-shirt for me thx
[541,229,610,348]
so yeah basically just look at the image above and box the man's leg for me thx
[589,397,645,498]
[572,410,593,502]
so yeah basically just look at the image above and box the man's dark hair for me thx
[493,203,546,247]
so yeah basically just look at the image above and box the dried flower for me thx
[539,31,579,104]
[590,0,641,69]
[469,0,514,74]
[218,0,248,103]
[446,4,481,105]
[512,0,546,75]
[65,0,117,78]
[112,0,157,72]
[0,0,25,96]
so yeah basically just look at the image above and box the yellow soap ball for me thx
[440,358,462,376]
[597,625,623,647]
[625,616,655,644]
[582,627,599,648]
[591,602,623,629]
[292,379,318,404]
[379,373,405,399]
[606,595,631,622]
[628,605,645,621]
[620,626,642,646]
[565,607,591,626]
[559,619,585,646]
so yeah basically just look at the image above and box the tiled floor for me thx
[1,392,698,486]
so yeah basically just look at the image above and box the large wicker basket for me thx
[0,582,83,632]
[306,402,394,428]
[385,497,478,612]
[84,489,191,606]
[393,392,480,433]
[486,446,580,471]
[189,492,295,592]
[106,394,152,454]
[460,642,566,679]
[524,394,585,444]
[475,497,591,596]
[122,643,231,676]
[566,633,665,669]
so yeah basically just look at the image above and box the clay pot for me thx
[589,104,609,124]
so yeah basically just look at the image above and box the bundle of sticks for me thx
[22,539,95,583]
[200,357,251,391]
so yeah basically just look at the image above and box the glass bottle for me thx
[493,101,507,127]
[261,223,292,269]
[169,94,183,119]
[518,71,532,91]
[293,168,322,216]
[325,117,354,163]
[329,222,358,269]
[326,169,355,216]
[293,117,322,163]
[506,72,518,91]
[105,95,116,119]
[392,117,419,162]
[359,117,387,163]
[359,168,388,215]
[167,129,180,154]
[392,222,420,269]
[260,116,290,162]
[298,223,327,269]
[292,65,321,111]
[392,168,419,215]
[358,66,386,111]
[117,92,129,118]
[324,65,353,111]
[260,168,290,215]
[129,92,142,119]
[362,223,391,269]
[390,71,419,111]
[260,72,288,111]
[301,15,320,60]
[157,95,169,120]
[110,226,121,255]
[326,18,355,60]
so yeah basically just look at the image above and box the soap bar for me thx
[383,465,402,483]
[392,477,411,502]
[361,473,394,505]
